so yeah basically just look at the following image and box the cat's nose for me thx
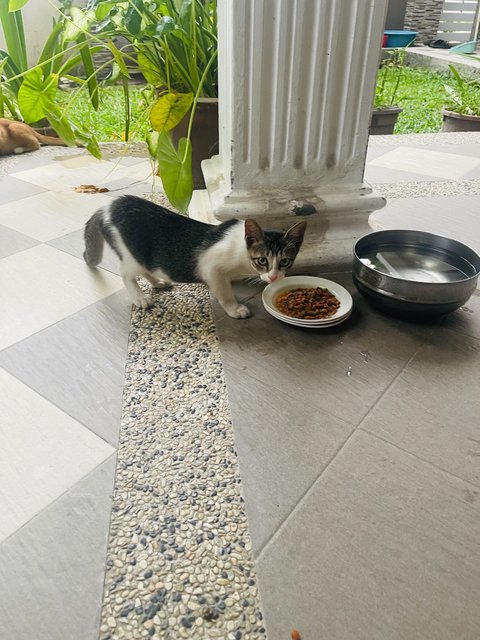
[268,273,279,283]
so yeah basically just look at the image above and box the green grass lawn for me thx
[57,65,449,142]
[57,84,151,142]
[389,66,447,134]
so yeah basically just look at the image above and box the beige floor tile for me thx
[368,146,480,181]
[0,191,113,242]
[0,455,116,640]
[10,157,155,192]
[0,369,114,543]
[0,244,123,350]
[10,158,125,191]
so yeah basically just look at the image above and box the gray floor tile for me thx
[1,149,67,173]
[257,431,480,640]
[48,228,121,276]
[0,455,116,640]
[364,164,445,184]
[408,142,480,160]
[370,195,480,254]
[228,373,352,554]
[0,291,131,446]
[440,288,480,339]
[365,145,392,163]
[360,327,480,486]
[0,175,47,203]
[0,224,39,259]
[214,273,436,429]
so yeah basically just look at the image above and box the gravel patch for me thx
[368,131,480,147]
[372,179,480,199]
[98,283,266,640]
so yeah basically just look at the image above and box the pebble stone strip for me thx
[371,178,480,200]
[98,283,266,640]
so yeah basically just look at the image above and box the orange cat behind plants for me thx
[0,118,66,156]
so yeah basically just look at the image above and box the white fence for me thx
[437,0,480,42]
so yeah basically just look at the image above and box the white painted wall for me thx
[0,0,60,66]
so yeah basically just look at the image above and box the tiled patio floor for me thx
[0,132,479,640]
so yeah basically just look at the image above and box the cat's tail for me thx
[83,208,105,267]
[32,131,67,147]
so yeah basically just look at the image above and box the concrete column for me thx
[190,0,388,270]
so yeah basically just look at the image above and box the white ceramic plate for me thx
[262,276,353,327]
[267,306,352,327]
[268,308,353,329]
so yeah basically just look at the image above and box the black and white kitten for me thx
[83,195,306,319]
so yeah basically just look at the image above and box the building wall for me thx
[404,0,444,44]
[0,0,76,66]
[385,0,408,29]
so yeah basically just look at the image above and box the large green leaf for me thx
[64,7,94,42]
[17,67,57,123]
[37,21,63,77]
[8,0,28,10]
[150,91,193,132]
[106,40,130,77]
[74,128,102,159]
[124,0,142,35]
[157,132,193,213]
[0,48,22,94]
[43,104,77,147]
[0,1,27,71]
[136,49,164,85]
[77,34,99,110]
[155,15,175,36]
[146,130,159,159]
[95,1,116,21]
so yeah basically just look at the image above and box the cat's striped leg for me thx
[204,271,251,319]
[144,269,173,290]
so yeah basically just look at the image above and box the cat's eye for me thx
[255,257,268,267]
[279,258,291,268]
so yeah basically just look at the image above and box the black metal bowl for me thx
[352,230,480,317]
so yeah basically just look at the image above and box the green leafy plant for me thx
[84,0,218,212]
[443,64,480,117]
[374,48,406,109]
[0,0,108,156]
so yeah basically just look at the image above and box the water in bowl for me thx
[360,247,470,283]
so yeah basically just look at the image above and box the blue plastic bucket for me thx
[384,30,417,47]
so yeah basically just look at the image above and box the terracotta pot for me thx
[370,107,402,135]
[441,108,480,132]
[172,98,219,188]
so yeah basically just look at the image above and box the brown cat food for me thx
[291,630,302,640]
[275,287,340,319]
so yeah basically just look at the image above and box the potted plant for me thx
[0,0,104,156]
[86,0,218,212]
[370,48,405,135]
[441,63,480,132]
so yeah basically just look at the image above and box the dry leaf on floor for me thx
[74,184,110,193]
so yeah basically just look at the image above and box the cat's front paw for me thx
[132,294,153,310]
[226,304,251,319]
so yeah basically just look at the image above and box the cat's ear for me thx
[244,219,264,248]
[284,220,307,248]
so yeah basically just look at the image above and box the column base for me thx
[189,156,386,272]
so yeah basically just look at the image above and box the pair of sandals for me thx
[428,39,452,49]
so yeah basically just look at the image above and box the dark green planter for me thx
[441,108,480,132]
[370,106,402,135]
